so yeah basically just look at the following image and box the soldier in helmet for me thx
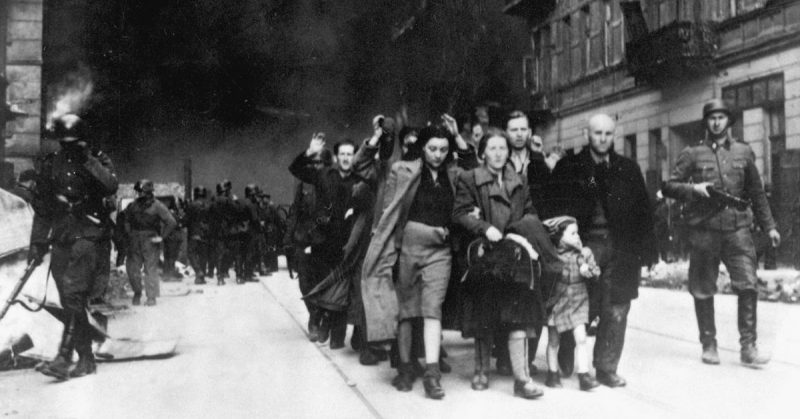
[211,180,238,283]
[124,179,177,306]
[28,114,118,380]
[663,99,780,368]
[186,185,212,284]
[240,183,261,281]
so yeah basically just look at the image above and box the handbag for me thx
[463,237,539,291]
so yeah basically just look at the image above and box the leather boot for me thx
[423,363,445,399]
[41,314,76,380]
[70,345,97,378]
[578,373,599,391]
[513,379,544,399]
[392,362,415,392]
[738,290,769,367]
[307,313,320,343]
[694,297,720,365]
[132,292,142,306]
[317,315,330,344]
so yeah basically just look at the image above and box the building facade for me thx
[1,0,43,187]
[505,0,800,266]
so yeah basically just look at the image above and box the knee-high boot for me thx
[738,290,769,367]
[694,297,719,364]
[70,310,97,378]
[40,312,77,380]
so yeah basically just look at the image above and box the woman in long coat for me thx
[452,128,546,399]
[361,120,474,400]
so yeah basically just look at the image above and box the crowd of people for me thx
[284,102,780,400]
[20,98,780,391]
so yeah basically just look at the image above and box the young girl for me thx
[543,216,600,391]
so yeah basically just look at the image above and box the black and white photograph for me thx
[1,1,799,418]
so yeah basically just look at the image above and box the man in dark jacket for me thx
[124,179,177,306]
[284,149,332,341]
[289,134,361,349]
[28,114,118,380]
[663,99,779,368]
[547,113,656,388]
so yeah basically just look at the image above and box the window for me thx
[607,0,625,65]
[722,73,785,113]
[587,1,605,73]
[722,74,785,170]
[523,56,536,92]
[570,12,584,80]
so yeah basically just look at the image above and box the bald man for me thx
[547,113,656,387]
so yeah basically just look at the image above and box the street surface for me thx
[2,261,799,419]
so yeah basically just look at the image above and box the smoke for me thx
[45,66,94,130]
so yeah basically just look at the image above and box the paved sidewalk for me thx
[262,268,800,419]
[2,264,799,419]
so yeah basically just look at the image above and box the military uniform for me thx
[124,193,176,304]
[186,192,212,284]
[30,136,118,379]
[663,99,777,366]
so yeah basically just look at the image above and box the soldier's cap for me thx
[134,179,154,193]
[222,179,232,191]
[52,114,87,143]
[702,99,734,121]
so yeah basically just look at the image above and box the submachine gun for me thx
[706,186,751,211]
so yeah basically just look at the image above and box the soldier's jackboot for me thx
[694,297,719,365]
[70,317,97,378]
[40,314,76,380]
[738,290,769,367]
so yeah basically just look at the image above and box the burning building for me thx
[505,0,800,267]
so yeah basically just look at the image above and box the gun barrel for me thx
[0,261,39,322]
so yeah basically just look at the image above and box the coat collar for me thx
[473,164,523,193]
[577,147,621,169]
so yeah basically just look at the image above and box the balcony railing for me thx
[626,21,719,87]
[503,0,556,21]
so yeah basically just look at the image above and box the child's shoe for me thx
[578,373,599,391]
[545,370,562,388]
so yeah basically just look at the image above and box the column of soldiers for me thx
[183,181,284,286]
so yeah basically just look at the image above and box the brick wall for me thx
[3,0,42,175]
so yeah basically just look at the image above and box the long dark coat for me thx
[360,159,462,342]
[546,147,657,303]
[452,164,552,336]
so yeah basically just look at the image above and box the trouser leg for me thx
[126,240,143,295]
[593,295,631,374]
[142,239,161,299]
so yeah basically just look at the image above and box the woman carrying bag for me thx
[453,128,552,399]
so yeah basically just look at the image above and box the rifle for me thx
[706,186,751,211]
[0,259,41,323]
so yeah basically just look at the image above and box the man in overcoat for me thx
[547,113,656,387]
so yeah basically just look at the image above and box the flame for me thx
[45,68,94,130]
